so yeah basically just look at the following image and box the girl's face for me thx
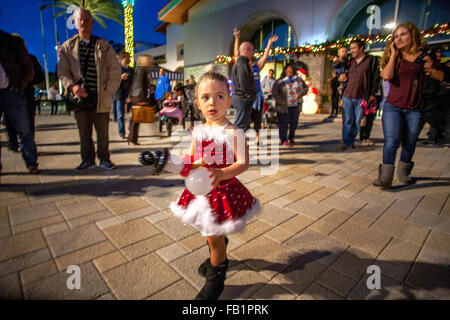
[196,80,231,124]
[285,66,294,77]
[394,26,412,51]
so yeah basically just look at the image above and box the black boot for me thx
[195,259,228,300]
[198,237,228,277]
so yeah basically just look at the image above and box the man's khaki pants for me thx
[74,109,110,163]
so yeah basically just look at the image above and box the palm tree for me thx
[40,0,123,28]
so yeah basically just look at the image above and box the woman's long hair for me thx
[381,22,425,68]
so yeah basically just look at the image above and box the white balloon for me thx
[164,154,184,174]
[185,167,213,195]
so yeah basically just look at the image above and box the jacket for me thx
[0,30,34,90]
[57,34,121,113]
[115,65,134,100]
[231,56,256,101]
[272,76,308,114]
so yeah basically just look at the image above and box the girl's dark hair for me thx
[195,72,230,99]
[281,64,294,78]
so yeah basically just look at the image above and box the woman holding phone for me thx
[373,22,428,188]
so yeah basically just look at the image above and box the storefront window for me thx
[250,19,296,50]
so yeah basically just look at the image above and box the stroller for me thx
[263,93,278,129]
[159,99,185,137]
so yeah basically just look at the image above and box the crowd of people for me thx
[1,6,450,300]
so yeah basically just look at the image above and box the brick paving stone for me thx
[97,293,116,300]
[330,247,377,281]
[331,221,392,256]
[287,180,323,194]
[95,216,121,230]
[153,216,198,241]
[103,253,181,299]
[9,203,60,226]
[373,259,410,282]
[230,236,298,280]
[100,196,152,215]
[93,251,127,273]
[271,254,328,295]
[0,229,47,262]
[316,267,358,297]
[370,214,430,246]
[0,273,23,299]
[284,229,348,267]
[423,231,450,256]
[219,270,268,300]
[12,215,65,235]
[178,233,207,252]
[42,222,69,237]
[147,279,197,300]
[58,200,107,220]
[251,281,297,300]
[281,190,308,202]
[407,208,450,234]
[46,224,106,258]
[348,274,418,300]
[416,195,448,215]
[257,204,297,226]
[144,210,171,224]
[404,262,450,299]
[268,197,293,208]
[416,246,450,270]
[297,282,344,300]
[117,205,159,223]
[20,260,58,287]
[378,238,422,269]
[264,227,295,244]
[120,234,174,261]
[156,243,189,263]
[102,218,161,249]
[315,176,351,191]
[277,214,315,235]
[24,262,109,300]
[305,187,340,202]
[54,241,116,272]
[232,220,273,243]
[286,198,333,220]
[67,210,113,229]
[322,194,367,214]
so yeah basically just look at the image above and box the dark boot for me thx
[372,164,395,188]
[198,237,228,277]
[397,161,415,185]
[195,259,228,300]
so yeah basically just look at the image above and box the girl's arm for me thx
[257,34,278,71]
[207,127,249,189]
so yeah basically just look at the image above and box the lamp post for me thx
[39,1,50,93]
[122,0,135,67]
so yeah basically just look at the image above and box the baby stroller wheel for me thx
[167,120,173,137]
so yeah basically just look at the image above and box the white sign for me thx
[66,5,77,30]
[66,265,81,290]
[366,5,381,30]
[366,265,381,290]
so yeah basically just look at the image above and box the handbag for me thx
[131,104,156,123]
[65,37,97,112]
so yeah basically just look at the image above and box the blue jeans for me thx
[277,105,300,143]
[342,97,364,147]
[0,89,38,168]
[233,96,253,131]
[113,98,126,136]
[382,103,423,165]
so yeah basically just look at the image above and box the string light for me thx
[123,0,135,67]
[215,23,449,64]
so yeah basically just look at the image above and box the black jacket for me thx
[115,65,134,100]
[231,56,256,101]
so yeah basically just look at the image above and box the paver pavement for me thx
[0,112,449,300]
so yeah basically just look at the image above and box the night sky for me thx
[0,0,171,72]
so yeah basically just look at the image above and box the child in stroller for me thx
[263,93,277,129]
[159,97,184,137]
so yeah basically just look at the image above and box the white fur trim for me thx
[192,124,236,147]
[170,196,261,237]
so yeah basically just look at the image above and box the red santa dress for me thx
[170,124,261,236]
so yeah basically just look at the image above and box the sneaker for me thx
[74,161,96,171]
[282,141,292,147]
[99,160,117,170]
[288,139,295,145]
[28,166,39,174]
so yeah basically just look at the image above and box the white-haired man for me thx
[58,7,121,171]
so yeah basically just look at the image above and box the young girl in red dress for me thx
[170,72,261,300]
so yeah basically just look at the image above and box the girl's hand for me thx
[207,168,225,190]
[268,34,278,44]
[390,42,398,58]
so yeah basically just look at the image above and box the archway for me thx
[326,0,372,40]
